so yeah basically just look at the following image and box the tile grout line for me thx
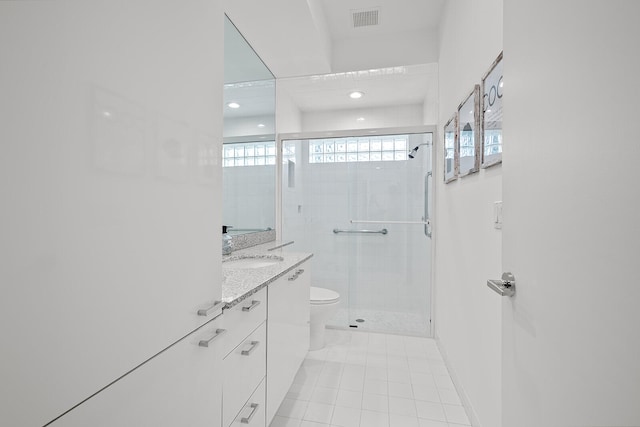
[272,329,469,427]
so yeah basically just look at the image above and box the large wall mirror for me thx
[223,16,276,235]
[481,52,503,168]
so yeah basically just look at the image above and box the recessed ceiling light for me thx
[356,117,365,122]
[227,102,240,109]
[257,123,265,128]
[349,91,364,99]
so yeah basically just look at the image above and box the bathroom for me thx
[1,1,639,427]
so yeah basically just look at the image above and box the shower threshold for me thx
[328,307,429,337]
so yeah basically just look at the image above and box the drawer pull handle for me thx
[288,268,305,281]
[198,328,227,348]
[242,300,261,312]
[241,340,260,356]
[197,300,224,317]
[241,403,259,424]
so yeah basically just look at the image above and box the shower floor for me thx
[328,307,430,336]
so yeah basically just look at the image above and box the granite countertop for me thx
[221,240,313,308]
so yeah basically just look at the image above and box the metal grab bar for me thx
[333,228,388,235]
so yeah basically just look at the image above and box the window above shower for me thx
[306,135,409,164]
[222,141,296,167]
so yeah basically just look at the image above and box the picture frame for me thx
[457,85,481,177]
[481,52,503,168]
[443,113,458,183]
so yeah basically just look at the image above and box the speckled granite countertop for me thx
[221,241,313,309]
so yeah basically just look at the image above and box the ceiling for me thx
[225,0,445,78]
[223,0,445,118]
[279,64,438,113]
[321,0,445,42]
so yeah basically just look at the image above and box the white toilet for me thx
[309,286,340,351]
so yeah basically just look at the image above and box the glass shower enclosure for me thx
[279,129,433,336]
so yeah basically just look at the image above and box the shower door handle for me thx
[424,171,432,238]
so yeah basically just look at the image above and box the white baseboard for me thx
[435,334,482,427]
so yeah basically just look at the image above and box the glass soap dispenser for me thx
[222,225,233,255]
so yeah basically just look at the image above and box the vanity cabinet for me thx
[222,288,268,427]
[266,261,311,425]
[0,1,225,426]
[50,316,225,427]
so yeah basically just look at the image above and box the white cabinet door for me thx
[0,2,223,426]
[266,262,310,425]
[50,317,224,427]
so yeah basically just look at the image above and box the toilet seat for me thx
[310,286,340,305]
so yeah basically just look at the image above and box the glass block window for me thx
[223,141,276,167]
[309,135,408,163]
[282,143,296,164]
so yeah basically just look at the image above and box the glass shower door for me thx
[280,131,433,336]
[344,133,432,335]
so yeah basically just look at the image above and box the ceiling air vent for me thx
[352,8,379,28]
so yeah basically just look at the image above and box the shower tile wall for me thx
[283,136,431,334]
[223,165,275,230]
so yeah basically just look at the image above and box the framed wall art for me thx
[443,114,458,183]
[481,52,503,168]
[457,85,480,177]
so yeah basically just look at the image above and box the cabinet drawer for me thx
[229,378,265,427]
[223,322,266,427]
[221,288,267,357]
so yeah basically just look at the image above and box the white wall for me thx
[423,70,439,126]
[434,0,503,426]
[276,87,303,134]
[332,28,439,73]
[302,104,424,132]
[502,1,640,425]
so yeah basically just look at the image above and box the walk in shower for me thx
[280,129,433,336]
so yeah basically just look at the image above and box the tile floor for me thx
[270,329,471,427]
